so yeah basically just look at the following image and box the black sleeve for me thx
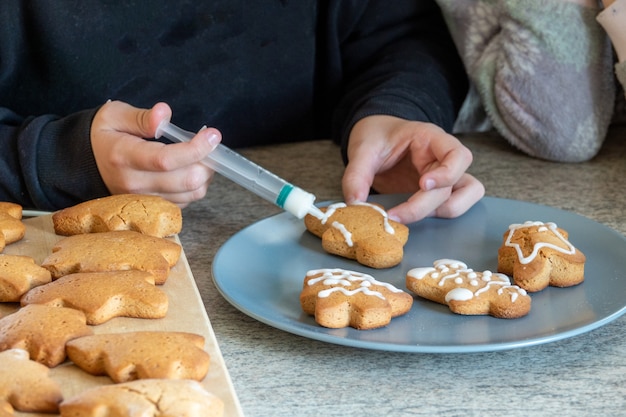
[321,0,468,161]
[0,107,110,210]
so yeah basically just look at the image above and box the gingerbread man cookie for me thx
[304,202,409,268]
[497,221,586,292]
[406,259,531,319]
[300,268,413,329]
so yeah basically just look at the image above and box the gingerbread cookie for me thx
[304,202,409,269]
[52,194,182,237]
[497,221,586,292]
[300,268,413,329]
[0,254,52,302]
[66,331,210,383]
[59,379,224,417]
[21,270,168,325]
[41,230,181,284]
[0,349,63,415]
[406,259,531,319]
[0,304,93,367]
[0,202,25,252]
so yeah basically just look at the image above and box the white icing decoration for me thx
[320,203,346,224]
[445,288,474,302]
[407,259,526,303]
[505,221,576,265]
[406,267,436,280]
[331,221,353,247]
[306,268,403,301]
[435,259,467,270]
[317,201,396,248]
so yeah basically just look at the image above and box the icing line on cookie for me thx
[331,221,353,247]
[320,203,346,225]
[319,202,396,249]
[306,268,403,300]
[505,221,576,265]
[352,202,395,235]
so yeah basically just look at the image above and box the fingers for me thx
[416,131,474,192]
[96,100,172,138]
[387,174,485,224]
[91,100,224,206]
[341,140,383,204]
[386,186,452,223]
[433,174,485,218]
[136,127,222,173]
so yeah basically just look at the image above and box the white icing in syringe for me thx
[156,121,325,219]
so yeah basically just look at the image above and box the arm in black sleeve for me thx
[320,0,468,161]
[0,107,110,210]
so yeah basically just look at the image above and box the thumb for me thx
[100,100,173,139]
[341,151,378,204]
[144,102,173,138]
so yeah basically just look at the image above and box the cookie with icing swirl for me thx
[406,259,531,319]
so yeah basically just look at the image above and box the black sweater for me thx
[0,0,467,210]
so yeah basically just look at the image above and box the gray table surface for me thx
[179,126,626,417]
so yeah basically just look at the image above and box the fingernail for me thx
[423,179,436,191]
[207,133,220,147]
[388,213,401,223]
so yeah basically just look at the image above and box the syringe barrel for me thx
[203,144,286,204]
[155,121,313,216]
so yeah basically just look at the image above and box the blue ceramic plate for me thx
[212,196,626,352]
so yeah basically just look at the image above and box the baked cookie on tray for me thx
[59,379,224,417]
[52,194,182,238]
[66,331,210,383]
[406,259,531,319]
[0,304,93,367]
[21,270,168,325]
[304,202,409,269]
[497,221,586,292]
[0,202,25,253]
[41,230,181,284]
[0,254,52,302]
[300,268,413,329]
[0,348,63,415]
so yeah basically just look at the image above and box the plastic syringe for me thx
[155,121,324,219]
